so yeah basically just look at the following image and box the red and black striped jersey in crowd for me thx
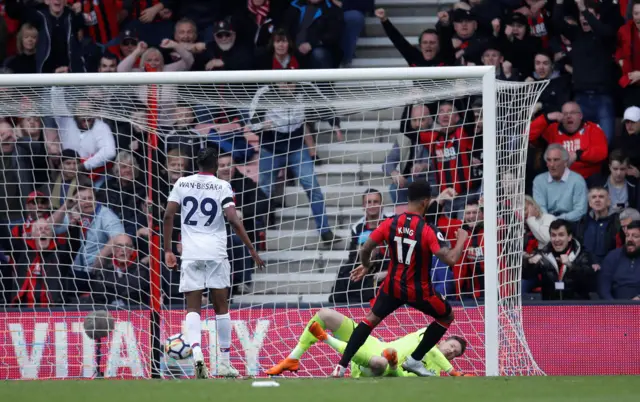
[420,127,474,195]
[528,10,550,48]
[453,224,484,299]
[369,212,448,302]
[128,0,162,22]
[74,1,122,46]
[1,2,20,57]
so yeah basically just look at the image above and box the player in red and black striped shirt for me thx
[333,180,468,377]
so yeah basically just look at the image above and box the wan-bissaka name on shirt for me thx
[179,182,224,190]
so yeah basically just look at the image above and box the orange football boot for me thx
[265,358,300,375]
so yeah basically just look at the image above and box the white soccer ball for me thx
[165,333,193,360]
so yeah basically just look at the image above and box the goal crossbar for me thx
[0,66,495,86]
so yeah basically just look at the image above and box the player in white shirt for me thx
[163,148,265,379]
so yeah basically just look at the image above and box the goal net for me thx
[0,67,546,379]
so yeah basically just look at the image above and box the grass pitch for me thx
[1,376,638,402]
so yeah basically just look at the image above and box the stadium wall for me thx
[0,305,638,379]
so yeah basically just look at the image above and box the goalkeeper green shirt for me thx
[351,330,453,377]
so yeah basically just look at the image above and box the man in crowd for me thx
[116,29,140,61]
[10,190,50,240]
[529,101,609,179]
[97,53,118,73]
[532,143,588,222]
[588,150,639,212]
[419,101,473,216]
[330,189,393,304]
[52,88,117,186]
[383,104,433,204]
[437,8,490,65]
[6,218,73,306]
[454,200,485,299]
[527,51,571,116]
[217,153,269,293]
[375,8,452,67]
[282,0,344,69]
[501,12,542,79]
[161,0,225,42]
[574,187,620,265]
[552,0,617,142]
[250,81,343,248]
[610,106,640,174]
[90,233,149,307]
[0,121,35,225]
[598,221,640,300]
[619,208,640,245]
[524,219,597,300]
[479,42,519,81]
[167,18,205,60]
[57,182,125,298]
[193,18,253,71]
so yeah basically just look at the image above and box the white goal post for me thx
[0,66,546,379]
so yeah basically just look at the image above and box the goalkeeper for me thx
[266,308,470,377]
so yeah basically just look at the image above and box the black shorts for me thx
[371,290,452,321]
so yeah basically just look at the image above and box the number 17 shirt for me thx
[368,212,448,302]
[167,172,235,261]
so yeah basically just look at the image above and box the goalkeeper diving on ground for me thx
[266,308,472,377]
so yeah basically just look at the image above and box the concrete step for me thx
[274,205,393,231]
[318,164,391,190]
[284,185,394,208]
[251,273,336,294]
[351,58,410,68]
[356,36,419,59]
[316,142,393,164]
[260,250,348,274]
[265,228,352,251]
[375,0,451,17]
[316,131,379,144]
[261,260,341,275]
[365,16,438,37]
[316,171,360,187]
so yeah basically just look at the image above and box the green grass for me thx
[1,376,638,402]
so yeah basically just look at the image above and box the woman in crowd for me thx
[4,23,37,74]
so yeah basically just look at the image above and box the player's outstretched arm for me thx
[224,204,265,270]
[351,237,380,281]
[163,201,180,269]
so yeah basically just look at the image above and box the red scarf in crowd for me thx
[13,238,57,307]
[248,0,270,26]
[272,54,300,70]
[112,250,138,275]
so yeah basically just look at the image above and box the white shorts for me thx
[179,259,231,293]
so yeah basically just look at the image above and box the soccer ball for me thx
[165,333,192,360]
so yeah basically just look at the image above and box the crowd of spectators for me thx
[0,0,639,308]
[379,0,640,302]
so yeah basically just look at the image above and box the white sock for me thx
[216,313,232,365]
[185,312,202,357]
[324,335,347,354]
[288,345,305,360]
